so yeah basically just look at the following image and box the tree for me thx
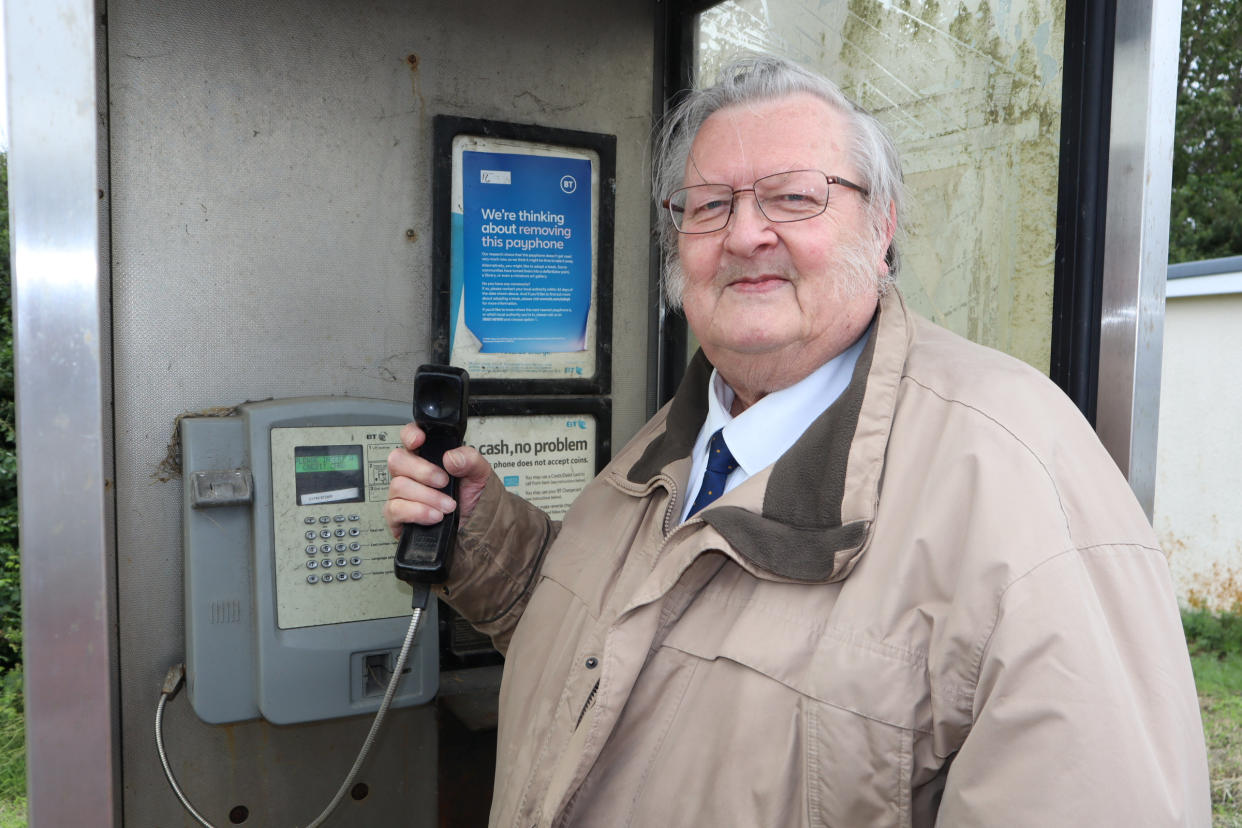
[1169,0,1242,262]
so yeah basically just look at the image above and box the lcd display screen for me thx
[294,444,365,505]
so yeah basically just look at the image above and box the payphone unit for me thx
[180,396,439,725]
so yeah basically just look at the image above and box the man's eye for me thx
[769,191,824,211]
[689,198,730,216]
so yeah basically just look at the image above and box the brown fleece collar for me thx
[625,304,888,583]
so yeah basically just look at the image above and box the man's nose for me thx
[723,190,777,253]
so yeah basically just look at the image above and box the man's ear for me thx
[879,200,897,274]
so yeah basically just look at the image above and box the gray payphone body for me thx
[181,397,438,725]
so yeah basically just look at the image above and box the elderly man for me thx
[387,55,1208,827]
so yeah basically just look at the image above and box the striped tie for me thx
[687,429,737,517]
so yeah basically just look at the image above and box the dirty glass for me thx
[695,0,1064,373]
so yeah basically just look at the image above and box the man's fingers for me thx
[387,446,450,489]
[441,445,489,482]
[387,474,457,515]
[400,421,425,451]
[385,425,494,536]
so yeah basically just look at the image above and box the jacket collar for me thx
[625,288,911,583]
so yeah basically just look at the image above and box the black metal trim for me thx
[651,0,703,410]
[1050,0,1116,425]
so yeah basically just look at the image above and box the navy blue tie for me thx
[687,429,738,517]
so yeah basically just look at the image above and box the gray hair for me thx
[653,54,906,305]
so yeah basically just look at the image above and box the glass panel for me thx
[695,0,1064,373]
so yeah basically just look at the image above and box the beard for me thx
[662,230,889,311]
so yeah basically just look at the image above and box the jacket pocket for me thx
[804,695,915,827]
[662,587,927,827]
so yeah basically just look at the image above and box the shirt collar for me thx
[697,332,869,479]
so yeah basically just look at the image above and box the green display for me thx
[295,452,361,474]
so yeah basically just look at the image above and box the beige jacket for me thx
[443,288,1210,827]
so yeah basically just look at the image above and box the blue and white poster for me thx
[449,138,599,380]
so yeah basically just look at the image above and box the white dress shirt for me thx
[679,331,868,523]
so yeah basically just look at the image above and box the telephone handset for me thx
[395,365,469,585]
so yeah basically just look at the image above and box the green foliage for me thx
[1184,608,1242,662]
[0,153,22,824]
[0,153,16,674]
[1170,0,1242,262]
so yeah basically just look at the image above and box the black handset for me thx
[394,365,469,585]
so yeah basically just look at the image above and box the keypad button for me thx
[305,530,317,541]
[304,517,316,525]
[305,546,317,556]
[319,515,331,524]
[307,574,319,584]
[320,544,332,554]
[321,559,333,568]
[349,542,361,551]
[335,543,347,553]
[348,514,360,521]
[350,556,362,566]
[336,572,348,582]
[306,560,318,570]
[319,529,332,539]
[334,528,346,538]
[350,571,362,581]
[320,575,332,584]
[334,514,346,523]
[336,557,348,568]
[348,527,360,537]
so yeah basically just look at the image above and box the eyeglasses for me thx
[663,170,869,234]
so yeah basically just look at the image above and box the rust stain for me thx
[406,52,426,121]
[1184,560,1242,614]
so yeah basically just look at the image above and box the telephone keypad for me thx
[272,424,407,630]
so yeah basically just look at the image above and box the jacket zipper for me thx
[574,679,599,730]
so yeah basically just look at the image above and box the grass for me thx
[0,669,21,828]
[1185,609,1242,827]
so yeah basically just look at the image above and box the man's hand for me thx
[384,421,492,537]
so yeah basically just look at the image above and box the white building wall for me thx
[1154,287,1242,611]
